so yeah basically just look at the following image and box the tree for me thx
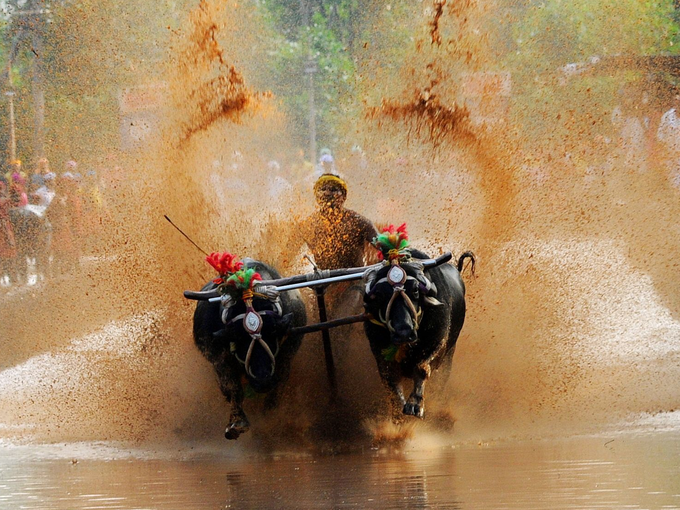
[510,0,680,153]
[0,0,192,165]
[260,0,384,158]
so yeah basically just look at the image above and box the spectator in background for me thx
[9,170,28,208]
[64,159,78,174]
[48,172,82,275]
[33,172,56,208]
[29,158,50,196]
[318,152,335,175]
[266,160,293,202]
[0,177,17,285]
[4,159,25,181]
[612,84,648,174]
[656,94,680,189]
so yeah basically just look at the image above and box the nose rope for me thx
[223,294,282,379]
[244,334,256,378]
[377,282,424,334]
[384,286,420,332]
[243,334,277,378]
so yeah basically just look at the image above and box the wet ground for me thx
[3,1,680,508]
[2,221,679,510]
[1,414,679,509]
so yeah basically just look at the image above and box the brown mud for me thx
[0,0,679,452]
[171,0,270,147]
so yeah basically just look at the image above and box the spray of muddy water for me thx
[1,0,679,449]
[360,0,680,441]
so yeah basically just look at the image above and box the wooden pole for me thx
[315,286,337,400]
[290,313,368,335]
[6,57,16,162]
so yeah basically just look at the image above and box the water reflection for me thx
[1,429,679,509]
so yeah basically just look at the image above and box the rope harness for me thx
[365,262,431,335]
[221,289,284,380]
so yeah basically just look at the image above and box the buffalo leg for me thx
[263,361,290,412]
[216,362,250,440]
[404,363,431,418]
[375,358,407,422]
[225,406,249,440]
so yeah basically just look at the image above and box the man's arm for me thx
[357,213,379,265]
[287,214,320,270]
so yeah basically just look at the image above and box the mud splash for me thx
[1,0,680,452]
[171,0,270,147]
[367,85,474,150]
[366,1,478,150]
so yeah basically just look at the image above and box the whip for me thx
[163,214,210,257]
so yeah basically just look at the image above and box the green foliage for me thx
[3,0,679,167]
[260,0,422,155]
[263,1,360,152]
[0,0,192,165]
[515,0,679,68]
[509,0,680,153]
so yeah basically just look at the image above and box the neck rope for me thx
[366,261,427,334]
[221,290,283,379]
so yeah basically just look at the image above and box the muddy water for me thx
[1,420,680,509]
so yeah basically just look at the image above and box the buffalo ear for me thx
[423,295,444,307]
[278,312,294,331]
[416,272,438,297]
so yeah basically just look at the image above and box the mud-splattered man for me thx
[299,173,377,270]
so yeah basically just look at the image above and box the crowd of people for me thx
[595,82,680,187]
[0,157,108,288]
[1,144,375,291]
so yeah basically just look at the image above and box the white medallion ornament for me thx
[388,265,407,285]
[244,310,262,333]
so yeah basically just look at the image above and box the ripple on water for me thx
[0,427,678,509]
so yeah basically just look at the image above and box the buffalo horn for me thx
[423,295,444,307]
[184,289,220,300]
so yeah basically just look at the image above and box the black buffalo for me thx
[363,249,474,420]
[193,259,306,439]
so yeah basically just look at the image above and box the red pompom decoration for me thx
[205,251,244,276]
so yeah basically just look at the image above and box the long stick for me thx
[164,215,209,257]
[184,252,455,302]
[290,313,369,335]
[315,287,338,401]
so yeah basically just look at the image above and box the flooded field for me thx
[2,418,680,509]
[1,231,679,507]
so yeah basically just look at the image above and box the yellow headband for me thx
[314,174,347,195]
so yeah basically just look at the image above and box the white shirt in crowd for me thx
[656,107,680,187]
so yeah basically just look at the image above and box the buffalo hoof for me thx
[403,401,424,418]
[225,419,249,440]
